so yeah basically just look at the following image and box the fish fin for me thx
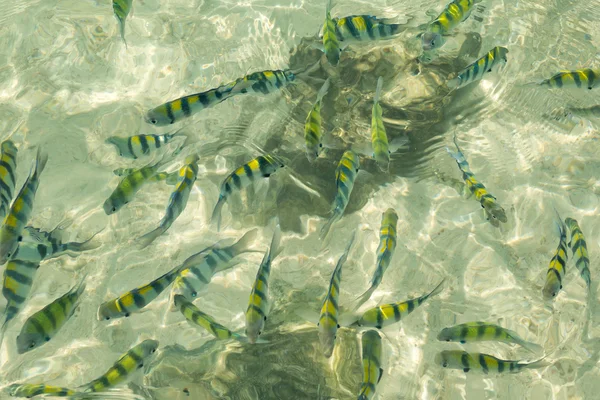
[374,76,384,104]
[520,356,549,370]
[32,147,49,179]
[446,76,461,89]
[136,225,168,249]
[337,311,362,327]
[424,279,446,300]
[72,273,88,299]
[378,368,384,383]
[388,136,410,155]
[316,77,331,103]
[319,211,341,240]
[229,228,259,256]
[105,137,128,157]
[210,196,226,231]
[265,222,283,263]
[352,285,376,311]
[164,171,179,185]
[295,308,320,325]
[505,328,544,354]
[326,0,333,14]
[63,227,104,256]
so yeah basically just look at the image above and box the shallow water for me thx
[0,0,599,399]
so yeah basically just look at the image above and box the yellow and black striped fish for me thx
[448,46,509,89]
[0,148,48,264]
[174,295,244,341]
[565,217,591,291]
[112,0,133,47]
[172,229,258,300]
[437,322,543,353]
[318,231,355,358]
[230,69,296,96]
[7,383,77,398]
[98,262,187,320]
[106,132,186,159]
[421,0,477,51]
[322,0,341,66]
[245,224,281,344]
[371,77,390,171]
[358,330,384,400]
[13,225,99,263]
[17,276,86,354]
[352,280,444,329]
[82,339,159,392]
[538,69,599,90]
[320,150,361,239]
[543,217,568,300]
[446,136,507,225]
[304,78,330,162]
[0,140,18,221]
[436,350,547,374]
[113,167,178,185]
[210,155,284,231]
[137,154,199,248]
[1,259,41,338]
[333,15,402,42]
[355,208,398,308]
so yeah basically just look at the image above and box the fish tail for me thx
[165,171,179,185]
[520,356,549,370]
[265,223,282,264]
[374,76,384,104]
[353,285,376,310]
[230,228,259,255]
[33,147,49,179]
[446,76,461,89]
[424,278,446,300]
[73,273,88,298]
[338,229,357,266]
[326,0,333,14]
[316,78,331,103]
[137,225,167,249]
[210,196,226,231]
[64,228,104,255]
[513,336,544,354]
[319,209,342,240]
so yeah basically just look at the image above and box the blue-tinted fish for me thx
[565,217,591,292]
[12,225,99,263]
[357,330,384,400]
[7,383,77,398]
[436,350,547,374]
[333,15,402,43]
[537,69,599,90]
[421,0,478,51]
[322,0,341,66]
[542,217,568,300]
[137,154,199,248]
[304,78,330,162]
[0,140,18,221]
[448,46,509,89]
[0,148,48,264]
[106,132,186,159]
[112,0,133,47]
[371,77,390,171]
[229,69,296,96]
[1,259,40,340]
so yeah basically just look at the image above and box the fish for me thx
[7,383,76,398]
[304,78,331,162]
[104,158,178,215]
[322,0,341,66]
[106,132,185,159]
[437,322,543,353]
[318,231,356,358]
[352,280,445,329]
[112,0,133,47]
[174,295,245,341]
[332,15,402,43]
[542,216,568,300]
[447,46,509,89]
[319,150,361,239]
[357,330,384,400]
[82,339,159,392]
[210,155,284,231]
[12,225,100,264]
[446,136,507,225]
[17,275,87,354]
[1,259,40,339]
[172,228,258,300]
[537,69,599,90]
[565,217,591,292]
[371,77,390,171]
[436,350,548,374]
[229,69,296,96]
[0,140,18,221]
[245,224,282,344]
[354,208,398,308]
[113,167,179,185]
[0,148,48,264]
[98,262,188,321]
[421,0,478,51]
[137,154,199,248]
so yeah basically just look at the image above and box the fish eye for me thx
[29,341,36,348]
[105,316,111,321]
[319,143,323,148]
[446,339,450,342]
[258,331,262,336]
[17,236,22,242]
[151,119,157,125]
[112,207,116,212]
[443,362,448,367]
[151,348,156,353]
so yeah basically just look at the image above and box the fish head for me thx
[6,384,28,397]
[103,195,125,215]
[16,331,44,354]
[325,49,340,67]
[421,32,442,51]
[305,144,320,163]
[374,153,390,172]
[1,140,17,155]
[145,107,173,127]
[483,201,508,223]
[245,314,264,345]
[97,301,123,321]
[318,322,337,358]
[542,277,561,300]
[139,339,160,358]
[435,350,463,369]
[436,327,455,342]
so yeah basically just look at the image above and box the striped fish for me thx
[103,158,173,215]
[1,259,40,337]
[446,136,507,225]
[245,224,282,344]
[13,225,99,263]
[352,280,445,329]
[0,140,18,221]
[113,167,178,185]
[421,0,477,51]
[542,217,568,300]
[106,132,185,159]
[17,276,86,354]
[172,228,258,300]
[7,383,76,398]
[98,262,187,320]
[565,217,591,291]
[333,15,402,42]
[304,78,331,162]
[137,154,199,248]
[355,208,398,308]
[112,0,133,47]
[174,295,245,341]
[319,150,361,239]
[437,322,543,353]
[323,0,341,66]
[318,231,356,358]
[538,69,599,90]
[358,330,384,400]
[83,339,159,392]
[229,69,296,96]
[0,148,48,264]
[210,155,284,231]
[448,46,509,89]
[436,350,547,374]
[371,77,390,171]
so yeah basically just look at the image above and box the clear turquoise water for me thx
[0,0,599,399]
